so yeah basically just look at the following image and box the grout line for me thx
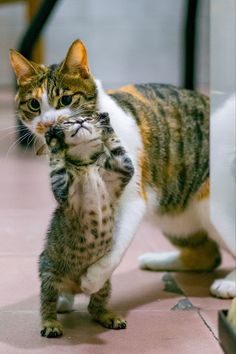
[197,309,219,343]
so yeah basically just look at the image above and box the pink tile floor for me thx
[0,89,234,354]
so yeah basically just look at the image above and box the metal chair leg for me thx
[183,0,199,90]
[17,0,60,145]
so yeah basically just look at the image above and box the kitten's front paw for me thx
[41,320,63,338]
[45,126,66,153]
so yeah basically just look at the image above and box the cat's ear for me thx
[60,39,89,76]
[9,49,38,85]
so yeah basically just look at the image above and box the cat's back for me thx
[108,83,209,214]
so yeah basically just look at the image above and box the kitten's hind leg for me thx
[139,232,221,272]
[57,293,74,313]
[88,280,126,330]
[40,275,63,338]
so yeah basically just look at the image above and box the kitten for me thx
[10,39,236,300]
[39,112,134,337]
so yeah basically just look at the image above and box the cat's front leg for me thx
[81,185,147,295]
[45,126,71,204]
[50,168,71,204]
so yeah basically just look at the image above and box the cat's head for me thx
[9,39,97,138]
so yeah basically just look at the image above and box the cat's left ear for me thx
[60,39,90,76]
[9,49,38,85]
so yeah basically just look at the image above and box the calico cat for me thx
[39,112,133,337]
[10,39,236,300]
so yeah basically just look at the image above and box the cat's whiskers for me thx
[0,127,29,142]
[0,124,24,132]
[4,131,32,160]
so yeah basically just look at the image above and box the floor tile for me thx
[0,310,224,354]
[199,310,219,339]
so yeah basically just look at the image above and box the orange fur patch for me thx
[196,179,210,200]
[138,150,148,201]
[107,85,149,105]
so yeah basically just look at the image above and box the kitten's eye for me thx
[28,98,40,112]
[60,95,72,107]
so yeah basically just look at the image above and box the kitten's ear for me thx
[9,49,38,85]
[60,39,89,76]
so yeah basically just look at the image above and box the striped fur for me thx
[108,83,209,214]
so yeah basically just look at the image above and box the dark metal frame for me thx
[17,0,60,145]
[183,0,199,90]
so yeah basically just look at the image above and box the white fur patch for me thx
[146,193,202,237]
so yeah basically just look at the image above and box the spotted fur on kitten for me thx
[39,112,134,337]
[10,39,235,300]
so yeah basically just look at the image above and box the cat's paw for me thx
[57,294,74,313]
[81,257,112,295]
[41,320,63,338]
[138,251,182,271]
[211,269,236,298]
[45,126,66,153]
[95,311,127,330]
[210,279,236,298]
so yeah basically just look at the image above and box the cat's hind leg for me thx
[57,293,74,313]
[88,280,126,330]
[210,269,236,298]
[139,231,221,272]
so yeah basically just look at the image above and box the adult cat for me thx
[10,39,236,302]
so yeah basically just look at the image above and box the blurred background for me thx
[0,0,209,91]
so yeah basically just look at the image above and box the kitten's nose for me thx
[76,117,85,124]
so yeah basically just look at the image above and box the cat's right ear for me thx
[60,39,90,77]
[9,49,38,85]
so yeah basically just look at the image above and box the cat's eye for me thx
[28,98,40,112]
[60,95,72,107]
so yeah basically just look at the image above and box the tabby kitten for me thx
[39,112,133,337]
[10,39,236,299]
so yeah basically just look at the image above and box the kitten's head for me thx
[9,40,97,138]
[44,112,110,160]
